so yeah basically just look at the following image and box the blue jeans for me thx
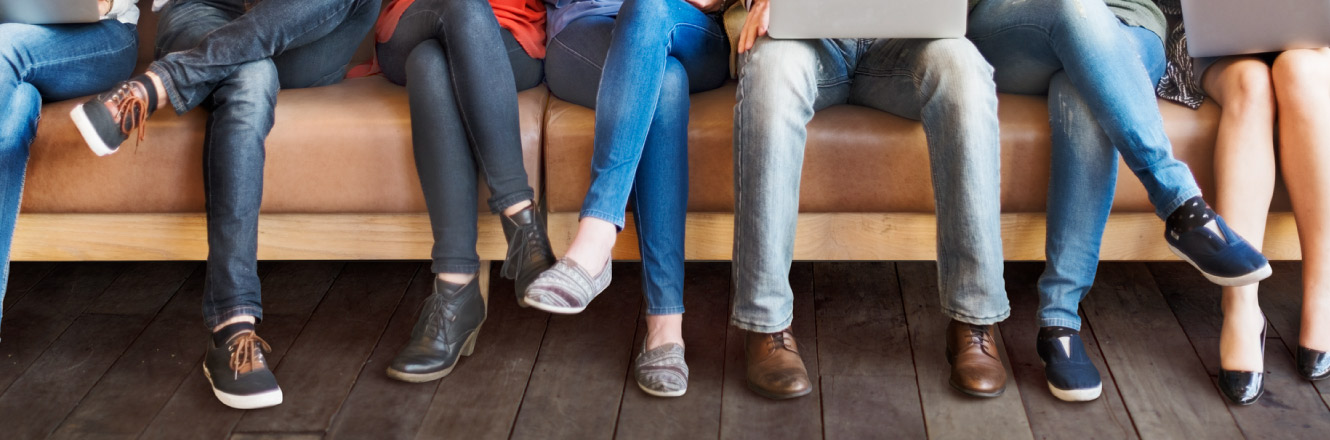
[155,0,378,328]
[544,0,728,315]
[732,37,1008,332]
[967,0,1192,330]
[0,20,138,330]
[151,0,380,114]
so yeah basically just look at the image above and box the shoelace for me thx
[420,292,462,343]
[770,329,799,355]
[968,325,996,359]
[501,220,542,279]
[228,332,273,378]
[110,82,149,145]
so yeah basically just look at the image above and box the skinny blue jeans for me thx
[968,0,1198,329]
[544,0,728,315]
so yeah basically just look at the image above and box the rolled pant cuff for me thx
[490,189,535,215]
[646,306,685,315]
[147,63,189,115]
[579,209,625,230]
[943,307,1010,326]
[431,262,481,275]
[730,314,794,334]
[1038,317,1083,330]
[204,306,264,330]
[1155,187,1204,220]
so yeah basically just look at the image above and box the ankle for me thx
[1166,196,1214,234]
[645,314,685,350]
[503,200,533,218]
[437,272,476,285]
[144,71,168,112]
[212,320,256,346]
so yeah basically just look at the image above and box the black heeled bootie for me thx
[387,275,485,383]
[501,204,555,306]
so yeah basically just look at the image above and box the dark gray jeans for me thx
[376,0,542,274]
[153,0,379,328]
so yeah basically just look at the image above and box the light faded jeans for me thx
[731,37,1009,333]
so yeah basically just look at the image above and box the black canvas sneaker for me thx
[203,331,283,409]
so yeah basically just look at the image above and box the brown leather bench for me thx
[16,8,1301,277]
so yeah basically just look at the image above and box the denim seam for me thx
[550,37,605,72]
[21,26,137,73]
[580,209,625,230]
[1040,317,1082,331]
[942,306,1011,326]
[204,306,263,329]
[432,262,482,274]
[646,306,686,315]
[489,189,535,215]
[1156,187,1201,219]
[730,312,794,333]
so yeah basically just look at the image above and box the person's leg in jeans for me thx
[371,0,553,383]
[0,21,137,333]
[848,37,1009,398]
[967,0,1268,285]
[533,0,727,397]
[1033,24,1168,402]
[731,36,856,399]
[70,0,382,154]
[530,2,726,317]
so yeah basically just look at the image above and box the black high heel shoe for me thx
[1218,316,1267,405]
[1297,346,1330,381]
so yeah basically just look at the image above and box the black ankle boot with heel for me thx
[501,205,555,306]
[387,275,486,383]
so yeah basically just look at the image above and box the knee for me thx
[917,39,997,101]
[1215,59,1275,116]
[215,60,279,119]
[1272,49,1330,102]
[737,39,819,107]
[405,40,447,80]
[655,60,690,116]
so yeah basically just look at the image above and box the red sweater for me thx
[349,0,547,77]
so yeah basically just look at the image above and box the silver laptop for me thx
[1182,0,1330,57]
[0,0,101,25]
[769,0,968,39]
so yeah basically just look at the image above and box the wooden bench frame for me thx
[12,211,1301,262]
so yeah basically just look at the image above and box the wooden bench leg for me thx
[478,260,491,308]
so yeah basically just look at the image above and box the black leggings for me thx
[377,0,543,274]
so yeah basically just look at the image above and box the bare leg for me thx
[1271,48,1330,351]
[1206,56,1277,372]
[645,314,685,350]
[561,217,617,277]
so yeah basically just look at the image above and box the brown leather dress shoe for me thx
[946,320,1007,397]
[745,328,813,399]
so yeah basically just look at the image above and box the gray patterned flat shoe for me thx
[635,343,688,397]
[522,257,611,314]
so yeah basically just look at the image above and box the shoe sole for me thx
[385,326,482,383]
[70,104,118,157]
[745,380,813,400]
[1048,382,1102,402]
[202,367,283,409]
[523,297,587,315]
[637,382,687,398]
[1167,244,1273,287]
[948,378,1005,398]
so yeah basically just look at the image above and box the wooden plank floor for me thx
[1,261,1328,439]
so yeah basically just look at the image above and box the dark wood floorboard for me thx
[51,263,205,439]
[235,262,419,433]
[0,263,125,394]
[813,262,926,440]
[139,262,344,440]
[1001,262,1138,439]
[898,261,1033,439]
[719,262,823,440]
[3,261,1329,439]
[613,262,730,439]
[509,263,643,440]
[1083,263,1244,438]
[1149,263,1330,438]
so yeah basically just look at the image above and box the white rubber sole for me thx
[69,103,118,157]
[1168,244,1273,287]
[202,368,283,409]
[522,296,588,315]
[637,382,687,398]
[1048,382,1102,402]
